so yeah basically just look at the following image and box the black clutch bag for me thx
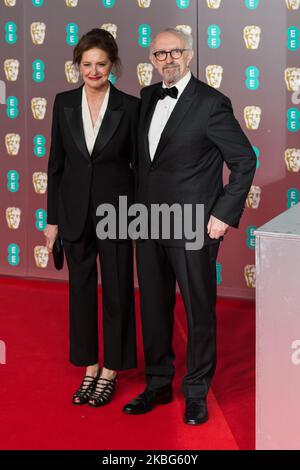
[52,236,64,270]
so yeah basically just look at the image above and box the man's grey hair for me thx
[150,27,193,53]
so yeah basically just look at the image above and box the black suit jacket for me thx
[137,74,256,247]
[47,84,139,241]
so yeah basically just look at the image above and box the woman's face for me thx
[79,47,113,91]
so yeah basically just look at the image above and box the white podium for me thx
[255,203,300,450]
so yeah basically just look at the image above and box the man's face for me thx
[247,186,261,208]
[65,61,79,83]
[31,23,46,44]
[32,98,47,119]
[286,150,300,172]
[66,0,78,6]
[34,247,48,268]
[137,0,151,7]
[5,134,20,154]
[288,70,300,91]
[245,265,256,288]
[150,32,193,86]
[286,0,300,9]
[6,208,21,229]
[137,63,153,86]
[245,27,260,49]
[4,59,19,81]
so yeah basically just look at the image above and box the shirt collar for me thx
[162,70,191,98]
[82,84,110,129]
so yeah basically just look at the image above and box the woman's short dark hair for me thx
[73,28,122,76]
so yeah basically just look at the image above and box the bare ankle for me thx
[101,367,117,380]
[86,364,99,377]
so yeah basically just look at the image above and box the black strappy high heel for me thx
[88,375,117,407]
[72,374,99,405]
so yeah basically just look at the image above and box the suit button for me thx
[88,163,92,168]
[150,166,154,171]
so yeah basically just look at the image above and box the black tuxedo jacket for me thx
[47,84,139,241]
[137,74,256,247]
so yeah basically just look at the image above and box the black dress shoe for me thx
[123,385,173,415]
[184,398,208,425]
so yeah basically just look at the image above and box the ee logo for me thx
[246,226,256,250]
[32,60,45,82]
[7,170,19,192]
[66,23,78,46]
[8,244,20,266]
[208,25,221,49]
[216,262,222,285]
[287,26,300,51]
[176,0,190,8]
[102,0,116,7]
[245,66,260,90]
[252,146,260,169]
[35,209,47,231]
[287,188,299,208]
[245,0,260,9]
[138,24,151,48]
[287,108,300,132]
[6,96,19,119]
[5,22,17,44]
[32,0,44,6]
[34,135,46,157]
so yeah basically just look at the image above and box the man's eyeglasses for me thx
[152,48,190,61]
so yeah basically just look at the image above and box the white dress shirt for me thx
[148,70,192,161]
[81,84,110,155]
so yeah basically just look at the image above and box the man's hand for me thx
[207,215,229,240]
[44,224,58,253]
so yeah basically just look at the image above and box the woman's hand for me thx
[44,224,58,253]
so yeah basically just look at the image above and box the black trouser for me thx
[136,240,219,398]
[63,207,137,370]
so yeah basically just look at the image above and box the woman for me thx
[44,28,138,407]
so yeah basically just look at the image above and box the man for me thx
[123,28,256,424]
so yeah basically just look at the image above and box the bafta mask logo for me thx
[244,265,256,288]
[176,25,192,36]
[285,68,300,92]
[30,22,46,45]
[286,0,300,9]
[137,63,153,87]
[31,97,47,120]
[34,246,49,268]
[65,0,78,6]
[6,207,21,229]
[243,25,261,50]
[4,59,20,81]
[244,106,262,130]
[5,133,20,155]
[4,0,16,6]
[206,65,223,89]
[32,171,47,194]
[285,148,300,172]
[206,0,222,8]
[137,0,151,7]
[65,61,79,84]
[246,185,261,209]
[101,23,118,39]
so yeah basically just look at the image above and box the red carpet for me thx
[0,277,254,450]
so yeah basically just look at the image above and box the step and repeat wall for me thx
[0,0,299,298]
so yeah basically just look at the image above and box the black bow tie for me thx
[156,86,179,100]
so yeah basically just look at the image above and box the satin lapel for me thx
[91,85,123,160]
[152,77,197,165]
[141,85,160,165]
[64,85,91,162]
